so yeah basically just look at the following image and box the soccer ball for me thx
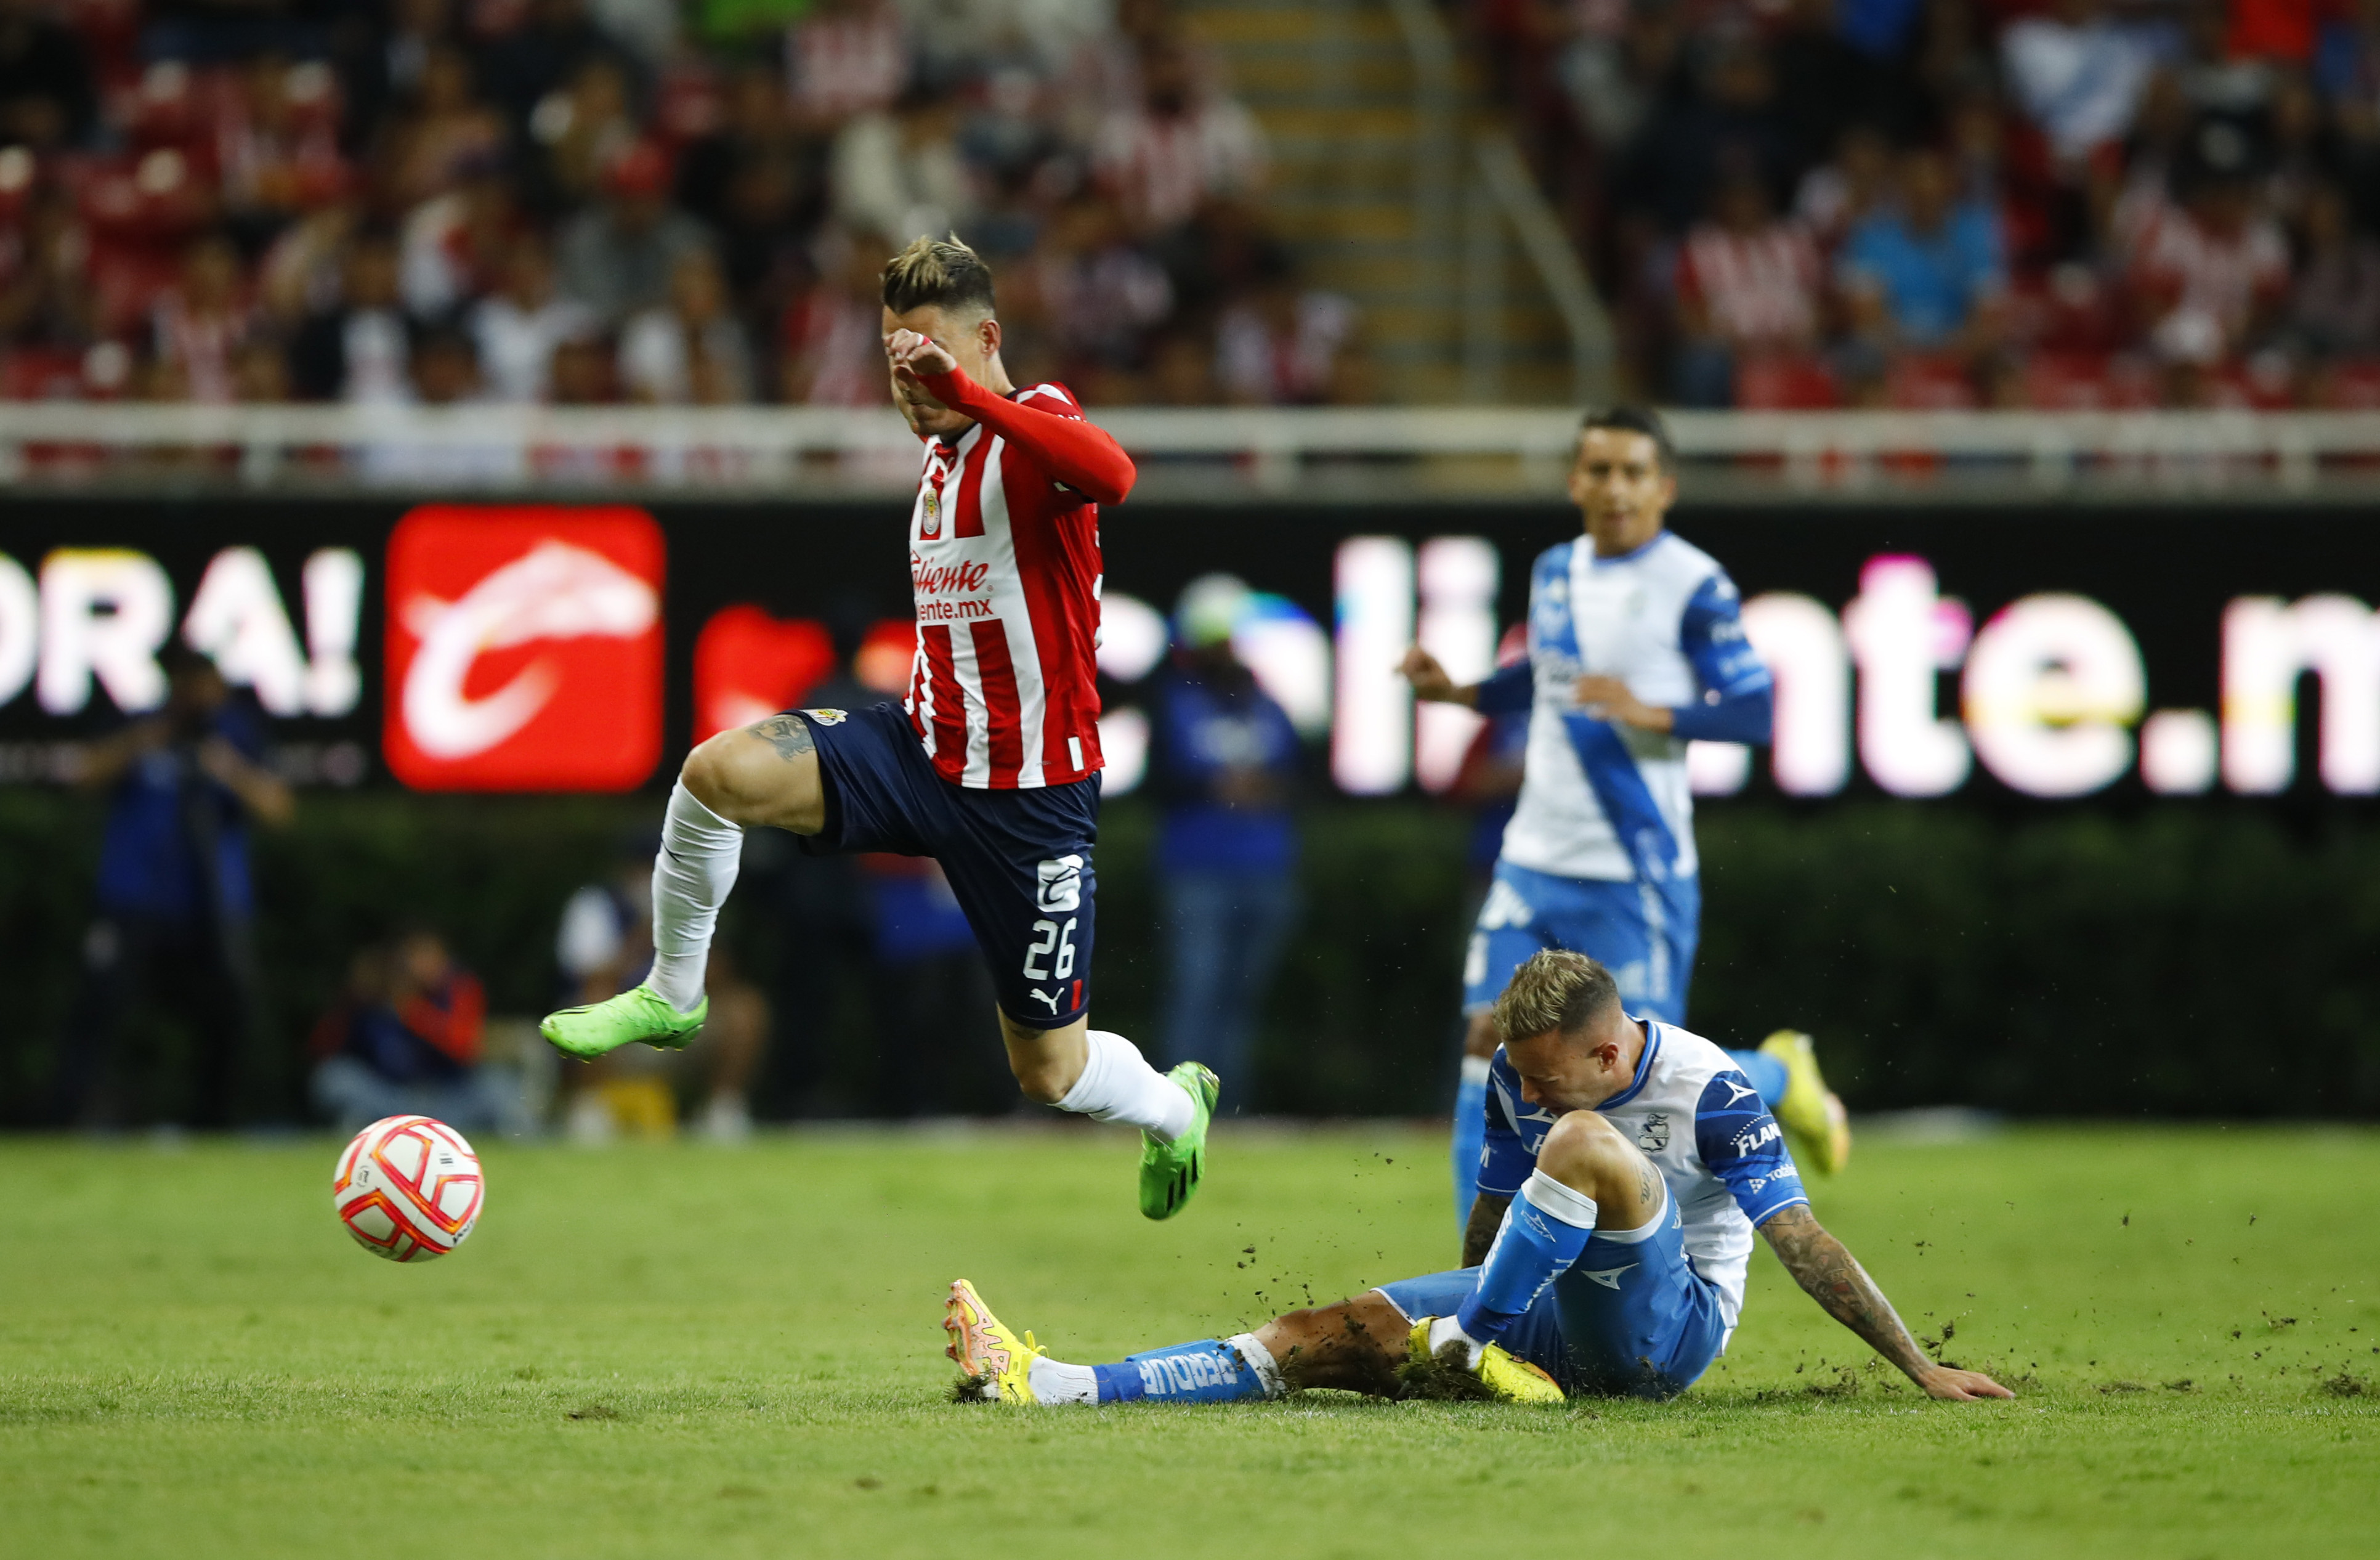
[332,1115,485,1262]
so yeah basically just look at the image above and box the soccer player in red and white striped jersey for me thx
[543,237,1220,1222]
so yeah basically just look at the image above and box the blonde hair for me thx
[881,234,997,315]
[1491,949,1620,1047]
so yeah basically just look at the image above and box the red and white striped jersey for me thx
[902,378,1125,789]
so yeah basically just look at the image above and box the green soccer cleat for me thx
[1138,1062,1218,1221]
[1762,1028,1852,1176]
[540,983,708,1062]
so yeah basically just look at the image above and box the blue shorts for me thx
[795,703,1098,1028]
[1462,861,1700,1025]
[1375,1188,1726,1399]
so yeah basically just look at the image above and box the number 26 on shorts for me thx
[1024,917,1078,980]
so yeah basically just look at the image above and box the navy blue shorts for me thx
[792,702,1099,1028]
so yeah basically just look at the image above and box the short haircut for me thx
[1492,949,1622,1047]
[1578,405,1675,471]
[881,234,997,317]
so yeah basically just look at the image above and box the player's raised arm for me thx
[889,330,1136,506]
[1756,1205,2014,1401]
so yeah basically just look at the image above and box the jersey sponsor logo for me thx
[912,558,992,598]
[1581,1264,1637,1290]
[1035,855,1084,912]
[1637,1113,1670,1152]
[803,708,848,726]
[383,506,663,792]
[1731,1119,1784,1156]
[1715,1078,1760,1107]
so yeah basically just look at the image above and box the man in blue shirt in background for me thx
[1147,575,1304,1100]
[55,646,293,1128]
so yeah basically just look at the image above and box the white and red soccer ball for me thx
[332,1115,484,1262]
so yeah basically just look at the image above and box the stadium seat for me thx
[1734,354,1841,410]
[1885,354,1978,410]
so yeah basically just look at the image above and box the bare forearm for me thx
[1461,1193,1508,1268]
[1760,1206,1931,1381]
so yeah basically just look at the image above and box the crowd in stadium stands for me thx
[1476,0,2380,407]
[0,0,1361,408]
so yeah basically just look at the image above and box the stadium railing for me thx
[1,403,2377,502]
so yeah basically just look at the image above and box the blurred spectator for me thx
[338,0,455,152]
[0,0,97,150]
[549,332,618,401]
[856,854,1012,1115]
[472,231,596,401]
[1620,38,1795,234]
[149,232,254,404]
[400,160,517,317]
[2285,182,2380,362]
[0,185,98,349]
[524,54,637,214]
[1215,254,1361,404]
[380,46,506,209]
[677,63,826,311]
[778,225,891,404]
[1095,35,1268,238]
[409,317,484,403]
[2129,127,2289,366]
[1146,574,1302,1094]
[1772,0,1885,176]
[1556,0,1684,156]
[556,140,712,325]
[289,228,413,402]
[832,83,974,247]
[54,646,293,1129]
[620,248,751,402]
[218,58,349,245]
[482,0,642,132]
[1672,171,1825,406]
[784,0,910,130]
[2001,0,2162,166]
[1839,147,2007,355]
[309,927,528,1134]
[1027,194,1173,382]
[2176,0,2272,130]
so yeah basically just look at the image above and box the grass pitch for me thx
[2,1123,2374,1559]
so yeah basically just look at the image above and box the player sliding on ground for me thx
[541,235,1218,1219]
[946,949,2013,1405]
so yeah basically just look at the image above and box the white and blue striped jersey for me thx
[1478,1019,1807,1331]
[1476,531,1770,885]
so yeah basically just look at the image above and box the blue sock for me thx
[1726,1048,1790,1112]
[1454,1171,1598,1344]
[1091,1338,1275,1404]
[1451,1056,1489,1229]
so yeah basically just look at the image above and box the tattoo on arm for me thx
[1461,1194,1510,1269]
[1759,1205,1933,1381]
[1637,1165,1658,1212]
[750,715,814,763]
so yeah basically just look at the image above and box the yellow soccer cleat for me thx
[1762,1028,1852,1176]
[1407,1317,1566,1405]
[944,1280,1044,1405]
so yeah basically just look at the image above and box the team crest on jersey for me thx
[803,708,848,726]
[1637,1113,1670,1152]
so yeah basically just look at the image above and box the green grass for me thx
[2,1124,2374,1559]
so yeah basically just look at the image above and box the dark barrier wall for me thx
[2,496,2376,1121]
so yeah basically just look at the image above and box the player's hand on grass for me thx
[886,328,958,381]
[1574,674,1669,731]
[1912,1365,2015,1401]
[1399,646,1469,705]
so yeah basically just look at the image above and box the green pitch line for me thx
[0,1125,2373,1559]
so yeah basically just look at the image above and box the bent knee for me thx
[683,727,812,827]
[1537,1109,1637,1181]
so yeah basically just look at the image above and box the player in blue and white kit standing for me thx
[942,950,2014,1407]
[1401,407,1847,1222]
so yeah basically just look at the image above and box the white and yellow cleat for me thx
[1762,1028,1852,1176]
[1407,1317,1566,1405]
[945,1280,1044,1405]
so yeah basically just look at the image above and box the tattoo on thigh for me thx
[750,714,814,763]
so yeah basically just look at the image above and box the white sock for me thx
[1428,1314,1486,1370]
[648,781,742,1013]
[1226,1333,1286,1399]
[1054,1030,1195,1142]
[1024,1357,1098,1405]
